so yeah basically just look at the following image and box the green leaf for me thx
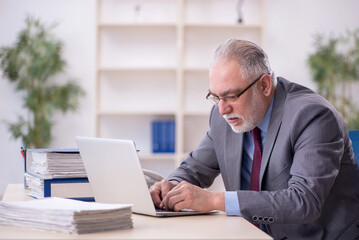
[0,15,85,148]
[307,30,359,130]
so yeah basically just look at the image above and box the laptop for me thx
[76,136,217,217]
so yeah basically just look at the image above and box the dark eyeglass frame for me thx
[206,73,267,105]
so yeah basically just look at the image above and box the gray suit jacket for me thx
[169,77,359,240]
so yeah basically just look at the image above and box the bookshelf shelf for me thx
[184,23,262,29]
[98,67,177,72]
[99,23,177,28]
[183,67,209,72]
[96,0,264,177]
[183,111,210,116]
[97,110,177,116]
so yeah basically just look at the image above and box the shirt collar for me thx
[257,96,274,134]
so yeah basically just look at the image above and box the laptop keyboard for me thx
[155,207,196,213]
[155,208,175,213]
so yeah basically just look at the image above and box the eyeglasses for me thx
[206,74,266,105]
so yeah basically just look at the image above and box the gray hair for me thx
[211,39,276,86]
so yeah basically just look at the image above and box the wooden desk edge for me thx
[1,184,273,240]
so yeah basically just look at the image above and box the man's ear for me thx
[260,74,272,97]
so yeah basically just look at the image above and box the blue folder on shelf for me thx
[152,120,175,153]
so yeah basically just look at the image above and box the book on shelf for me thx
[23,148,94,201]
[0,197,133,234]
[151,120,175,153]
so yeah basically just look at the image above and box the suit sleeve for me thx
[168,106,220,188]
[237,103,345,224]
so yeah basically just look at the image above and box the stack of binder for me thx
[26,148,86,178]
[0,197,133,234]
[24,148,94,201]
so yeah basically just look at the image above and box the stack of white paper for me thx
[0,198,133,234]
[29,151,86,178]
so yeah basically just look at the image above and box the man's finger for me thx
[167,193,185,211]
[161,181,174,200]
[173,200,187,212]
[160,187,182,209]
[149,185,162,207]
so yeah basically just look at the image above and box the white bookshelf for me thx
[96,0,263,178]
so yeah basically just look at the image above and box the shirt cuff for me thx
[168,179,180,184]
[225,191,242,216]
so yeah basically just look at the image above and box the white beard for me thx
[223,88,267,133]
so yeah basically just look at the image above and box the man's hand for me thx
[149,180,178,208]
[159,181,225,212]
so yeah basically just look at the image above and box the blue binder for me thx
[25,172,95,201]
[152,122,161,153]
[43,178,94,201]
[152,120,175,153]
[24,148,80,174]
[167,121,175,152]
[23,148,94,201]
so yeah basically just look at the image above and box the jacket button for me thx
[269,217,274,223]
[258,216,263,221]
[263,217,269,222]
[252,216,258,221]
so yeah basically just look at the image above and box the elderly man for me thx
[150,39,359,240]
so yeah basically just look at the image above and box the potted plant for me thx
[0,16,85,148]
[307,30,359,130]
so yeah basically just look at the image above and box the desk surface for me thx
[0,184,272,240]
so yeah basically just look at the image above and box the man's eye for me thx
[226,95,237,99]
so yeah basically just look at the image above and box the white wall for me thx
[0,0,96,198]
[1,0,359,198]
[263,0,359,91]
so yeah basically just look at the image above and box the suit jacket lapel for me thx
[224,125,244,191]
[260,80,286,188]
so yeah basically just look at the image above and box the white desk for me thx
[0,184,273,240]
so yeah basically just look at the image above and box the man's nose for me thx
[218,100,232,115]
